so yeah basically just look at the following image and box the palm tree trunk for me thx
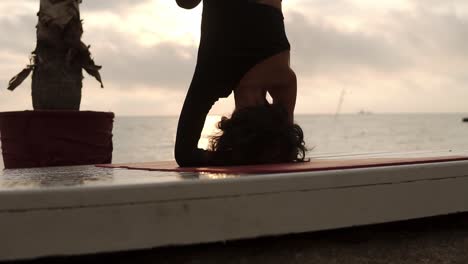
[33,1,80,109]
[8,0,103,110]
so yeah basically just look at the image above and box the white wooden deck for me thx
[2,150,468,261]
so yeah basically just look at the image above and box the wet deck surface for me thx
[2,150,467,191]
[0,165,216,191]
[14,212,468,264]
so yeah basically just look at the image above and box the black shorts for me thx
[197,2,291,98]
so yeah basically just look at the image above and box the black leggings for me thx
[175,3,291,167]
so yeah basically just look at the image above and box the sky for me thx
[0,0,468,116]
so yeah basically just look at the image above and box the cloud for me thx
[2,0,468,114]
[0,1,199,92]
[286,3,468,83]
[81,0,146,11]
[20,0,151,12]
[85,28,198,91]
[281,1,468,113]
[80,0,152,12]
[0,15,36,55]
[287,12,411,76]
[100,41,197,91]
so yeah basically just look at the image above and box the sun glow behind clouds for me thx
[85,0,202,47]
[349,0,412,10]
[128,1,202,46]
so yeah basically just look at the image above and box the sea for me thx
[2,113,468,168]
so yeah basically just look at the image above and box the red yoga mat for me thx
[97,156,468,174]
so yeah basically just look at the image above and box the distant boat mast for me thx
[334,88,346,118]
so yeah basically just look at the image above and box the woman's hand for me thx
[176,0,202,9]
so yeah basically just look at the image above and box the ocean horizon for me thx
[2,113,468,168]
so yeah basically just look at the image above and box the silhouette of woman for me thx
[175,0,306,166]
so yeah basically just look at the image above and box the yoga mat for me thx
[97,156,468,174]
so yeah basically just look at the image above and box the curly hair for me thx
[209,104,308,165]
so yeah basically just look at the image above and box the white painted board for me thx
[1,151,468,261]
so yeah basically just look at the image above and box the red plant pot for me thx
[0,110,114,169]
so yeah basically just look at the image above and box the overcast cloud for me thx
[1,0,467,115]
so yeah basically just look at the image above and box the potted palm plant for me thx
[0,0,114,169]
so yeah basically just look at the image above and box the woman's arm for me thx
[175,94,215,167]
[270,68,297,123]
[236,51,297,123]
[175,67,219,167]
[176,0,202,9]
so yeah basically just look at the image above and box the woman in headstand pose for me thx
[175,0,307,167]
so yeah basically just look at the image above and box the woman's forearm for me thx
[176,0,202,9]
[175,72,219,167]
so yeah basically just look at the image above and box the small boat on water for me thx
[2,150,468,261]
[358,109,373,115]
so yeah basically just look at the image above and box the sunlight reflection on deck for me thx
[199,173,239,180]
